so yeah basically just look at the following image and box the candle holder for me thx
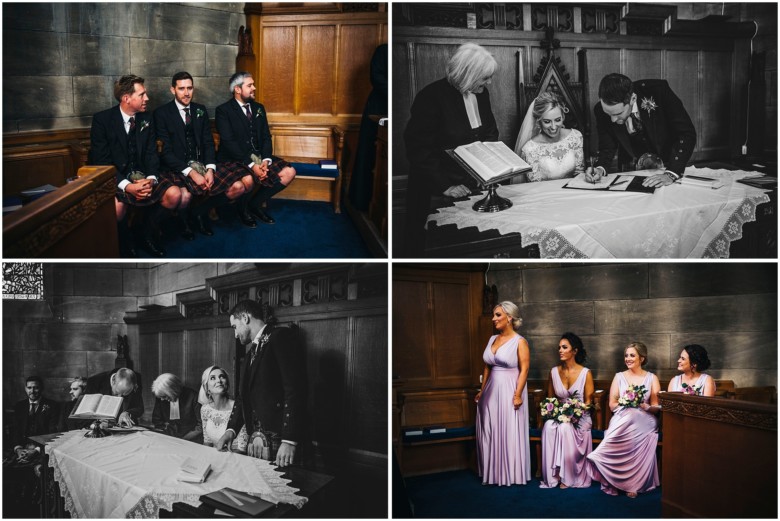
[472,183,512,212]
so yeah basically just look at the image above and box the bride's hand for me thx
[443,184,471,198]
[584,166,604,183]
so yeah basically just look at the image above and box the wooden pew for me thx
[660,392,777,518]
[398,389,477,476]
[3,166,119,258]
[3,141,88,195]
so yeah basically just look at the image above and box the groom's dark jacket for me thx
[594,79,696,176]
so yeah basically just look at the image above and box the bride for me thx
[514,92,585,182]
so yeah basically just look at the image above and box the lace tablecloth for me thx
[427,167,771,258]
[46,430,307,518]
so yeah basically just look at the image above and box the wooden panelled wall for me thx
[125,264,388,474]
[393,26,750,182]
[393,263,777,393]
[245,5,387,175]
[393,266,488,390]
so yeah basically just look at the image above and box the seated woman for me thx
[151,373,201,441]
[514,92,584,182]
[198,365,248,453]
[668,344,715,396]
[540,332,593,489]
[403,42,499,255]
[587,341,660,498]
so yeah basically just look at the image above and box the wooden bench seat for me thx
[398,389,477,476]
[3,165,119,258]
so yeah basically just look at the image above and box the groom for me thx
[586,73,696,187]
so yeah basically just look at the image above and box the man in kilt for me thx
[217,300,307,467]
[155,72,253,238]
[89,75,182,257]
[215,72,296,227]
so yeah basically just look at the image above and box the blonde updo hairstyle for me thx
[496,301,523,330]
[626,341,649,367]
[532,92,568,129]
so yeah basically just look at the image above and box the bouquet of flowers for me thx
[617,384,647,408]
[541,392,588,428]
[681,382,702,396]
[540,397,560,422]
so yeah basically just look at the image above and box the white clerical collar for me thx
[462,92,482,129]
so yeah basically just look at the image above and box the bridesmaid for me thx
[474,301,531,486]
[587,341,661,498]
[540,332,594,489]
[667,344,715,396]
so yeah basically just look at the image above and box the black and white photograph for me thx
[2,262,387,518]
[392,3,777,258]
[392,263,777,518]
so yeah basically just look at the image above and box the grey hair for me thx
[496,301,522,330]
[446,43,497,94]
[151,373,183,400]
[114,367,137,387]
[229,71,253,95]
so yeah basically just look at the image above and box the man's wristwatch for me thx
[664,170,680,181]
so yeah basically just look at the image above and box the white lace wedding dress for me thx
[520,128,585,182]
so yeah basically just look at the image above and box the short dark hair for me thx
[26,375,44,388]
[172,71,194,87]
[598,73,634,106]
[683,344,711,372]
[114,74,145,102]
[229,299,264,320]
[561,332,587,364]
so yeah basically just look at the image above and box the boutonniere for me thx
[640,96,658,114]
[40,404,50,413]
[139,119,150,133]
[195,108,205,119]
[255,107,264,118]
[258,332,271,348]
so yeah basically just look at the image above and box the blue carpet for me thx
[137,199,373,258]
[403,470,662,518]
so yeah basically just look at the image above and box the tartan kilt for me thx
[115,177,175,206]
[223,156,290,188]
[159,166,246,197]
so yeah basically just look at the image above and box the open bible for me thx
[68,393,124,420]
[447,141,531,186]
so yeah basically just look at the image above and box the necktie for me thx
[128,116,135,133]
[184,107,191,126]
[244,104,252,121]
[29,402,38,415]
[249,342,259,365]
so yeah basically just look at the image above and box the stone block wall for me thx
[3,3,245,133]
[2,262,255,405]
[486,263,777,388]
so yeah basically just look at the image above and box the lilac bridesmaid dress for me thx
[539,367,592,488]
[669,373,714,394]
[476,334,531,486]
[587,371,659,495]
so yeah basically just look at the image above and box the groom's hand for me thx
[443,184,471,198]
[584,166,605,184]
[642,172,675,187]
